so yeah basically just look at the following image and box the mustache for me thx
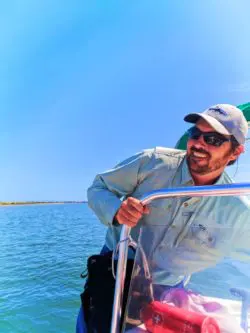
[190,147,210,158]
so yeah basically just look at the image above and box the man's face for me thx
[187,119,237,175]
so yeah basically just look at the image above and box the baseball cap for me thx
[184,104,248,144]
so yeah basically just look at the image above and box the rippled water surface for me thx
[0,204,106,333]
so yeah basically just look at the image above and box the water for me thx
[0,204,106,333]
[1,204,250,333]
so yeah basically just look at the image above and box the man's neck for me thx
[191,170,223,186]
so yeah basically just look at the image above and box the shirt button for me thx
[165,204,171,210]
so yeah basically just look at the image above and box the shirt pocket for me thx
[182,217,233,254]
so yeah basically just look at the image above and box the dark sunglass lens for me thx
[204,134,225,147]
[188,127,200,139]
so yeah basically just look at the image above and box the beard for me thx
[187,147,231,175]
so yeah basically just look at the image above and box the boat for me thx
[110,184,250,333]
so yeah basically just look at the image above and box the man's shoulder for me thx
[140,147,186,169]
[220,173,250,212]
[143,147,186,159]
[220,187,250,216]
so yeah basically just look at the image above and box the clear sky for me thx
[1,1,250,201]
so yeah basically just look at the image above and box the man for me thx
[87,104,250,286]
[77,104,250,333]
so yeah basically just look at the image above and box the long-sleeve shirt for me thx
[87,147,250,285]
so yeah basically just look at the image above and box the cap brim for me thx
[184,113,230,136]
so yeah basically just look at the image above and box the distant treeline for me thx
[0,201,87,206]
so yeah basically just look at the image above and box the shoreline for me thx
[0,202,87,207]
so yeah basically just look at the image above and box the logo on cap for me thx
[208,107,228,116]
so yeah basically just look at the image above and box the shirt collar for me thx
[214,170,232,185]
[181,157,194,186]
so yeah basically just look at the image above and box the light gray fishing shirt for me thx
[87,148,250,285]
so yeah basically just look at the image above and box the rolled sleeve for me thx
[87,150,152,226]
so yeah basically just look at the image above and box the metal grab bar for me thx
[110,182,250,333]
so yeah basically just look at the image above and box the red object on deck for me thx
[141,301,220,333]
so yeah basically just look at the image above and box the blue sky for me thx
[1,1,250,201]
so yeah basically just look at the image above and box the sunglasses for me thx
[187,126,231,147]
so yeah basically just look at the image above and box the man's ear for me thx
[228,144,244,164]
[231,144,244,160]
[235,144,245,156]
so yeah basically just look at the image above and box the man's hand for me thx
[115,197,150,227]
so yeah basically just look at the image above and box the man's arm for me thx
[87,150,152,227]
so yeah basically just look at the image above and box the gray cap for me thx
[184,104,249,144]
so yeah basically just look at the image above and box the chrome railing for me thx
[110,182,250,333]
